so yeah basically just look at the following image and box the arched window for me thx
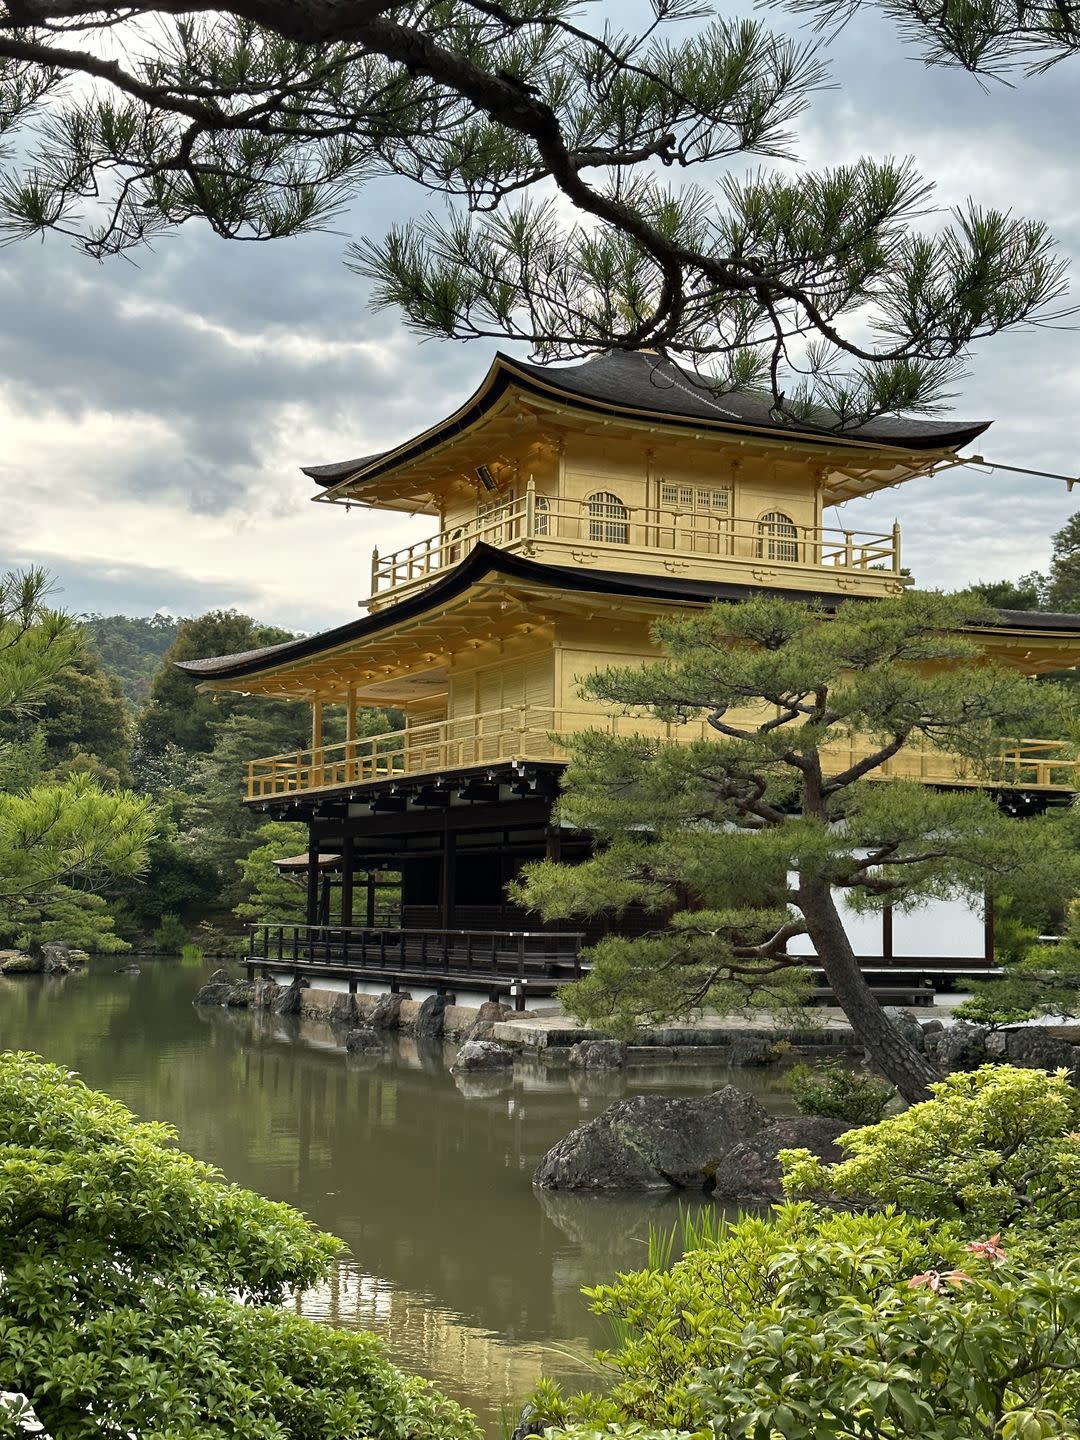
[534,494,550,537]
[757,511,799,563]
[588,491,629,545]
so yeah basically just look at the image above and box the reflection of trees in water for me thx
[299,1262,599,1432]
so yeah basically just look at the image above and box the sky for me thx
[1,5,1078,635]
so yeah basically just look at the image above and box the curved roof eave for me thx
[176,545,1080,684]
[301,352,991,495]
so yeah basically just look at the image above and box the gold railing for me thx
[368,485,902,602]
[246,709,1079,800]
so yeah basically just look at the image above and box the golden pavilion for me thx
[180,352,1080,1002]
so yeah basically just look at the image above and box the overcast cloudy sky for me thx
[1,6,1077,634]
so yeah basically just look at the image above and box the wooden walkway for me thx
[246,924,999,1011]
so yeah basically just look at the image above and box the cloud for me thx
[0,12,1076,626]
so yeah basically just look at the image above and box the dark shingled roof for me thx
[303,351,991,489]
[177,544,1080,682]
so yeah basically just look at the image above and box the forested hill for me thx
[81,613,180,703]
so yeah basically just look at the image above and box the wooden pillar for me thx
[366,872,376,928]
[984,892,995,964]
[439,816,455,930]
[340,836,355,928]
[311,699,324,788]
[545,824,562,863]
[345,684,357,781]
[318,875,331,927]
[882,903,893,961]
[305,829,320,928]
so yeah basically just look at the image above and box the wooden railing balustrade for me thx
[367,484,903,604]
[246,710,1080,800]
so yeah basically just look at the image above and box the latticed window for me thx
[588,491,629,544]
[534,494,550,537]
[757,511,799,563]
[660,482,730,512]
[446,528,464,565]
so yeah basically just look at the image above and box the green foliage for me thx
[112,832,221,934]
[0,0,1070,420]
[1046,513,1080,612]
[179,943,204,964]
[0,570,80,723]
[4,887,130,954]
[968,576,1045,611]
[781,1065,1080,1247]
[0,652,131,786]
[80,613,179,704]
[955,896,1080,1026]
[140,611,298,756]
[0,1053,479,1440]
[533,1202,1080,1440]
[234,821,311,927]
[151,912,190,954]
[788,1061,894,1123]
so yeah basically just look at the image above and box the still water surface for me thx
[0,958,794,1431]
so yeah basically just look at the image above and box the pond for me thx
[0,957,796,1432]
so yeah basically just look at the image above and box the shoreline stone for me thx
[451,1040,514,1073]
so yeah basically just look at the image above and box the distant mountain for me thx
[81,613,180,705]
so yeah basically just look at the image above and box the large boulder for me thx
[414,993,448,1038]
[252,978,281,1010]
[451,1040,514,1074]
[708,1115,849,1202]
[194,969,237,1006]
[368,993,405,1031]
[463,1000,515,1042]
[569,1039,625,1070]
[883,1006,927,1053]
[328,993,359,1027]
[924,1021,988,1071]
[993,1028,1079,1077]
[271,978,304,1016]
[534,1087,770,1191]
[345,1025,383,1054]
[41,941,88,974]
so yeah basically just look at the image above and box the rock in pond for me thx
[345,1025,383,1054]
[451,1040,514,1073]
[462,1000,514,1042]
[194,969,255,1007]
[414,993,448,1038]
[924,1020,988,1071]
[708,1115,848,1201]
[569,1039,625,1070]
[534,1087,769,1192]
[0,949,41,974]
[271,978,304,1016]
[883,1006,927,1052]
[41,941,88,973]
[368,993,405,1030]
[328,992,359,1027]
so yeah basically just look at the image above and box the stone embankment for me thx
[533,1087,847,1197]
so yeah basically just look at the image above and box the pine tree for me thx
[512,590,1080,1102]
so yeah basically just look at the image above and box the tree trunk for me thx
[798,875,940,1104]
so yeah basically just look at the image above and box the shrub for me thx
[179,943,204,965]
[150,910,189,953]
[531,1205,1080,1440]
[0,1053,479,1440]
[781,1064,1080,1249]
[787,1060,893,1123]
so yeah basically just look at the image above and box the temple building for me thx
[180,351,1080,1005]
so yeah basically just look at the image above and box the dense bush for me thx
[781,1064,1080,1247]
[0,1053,479,1440]
[787,1061,894,1123]
[530,1205,1080,1440]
